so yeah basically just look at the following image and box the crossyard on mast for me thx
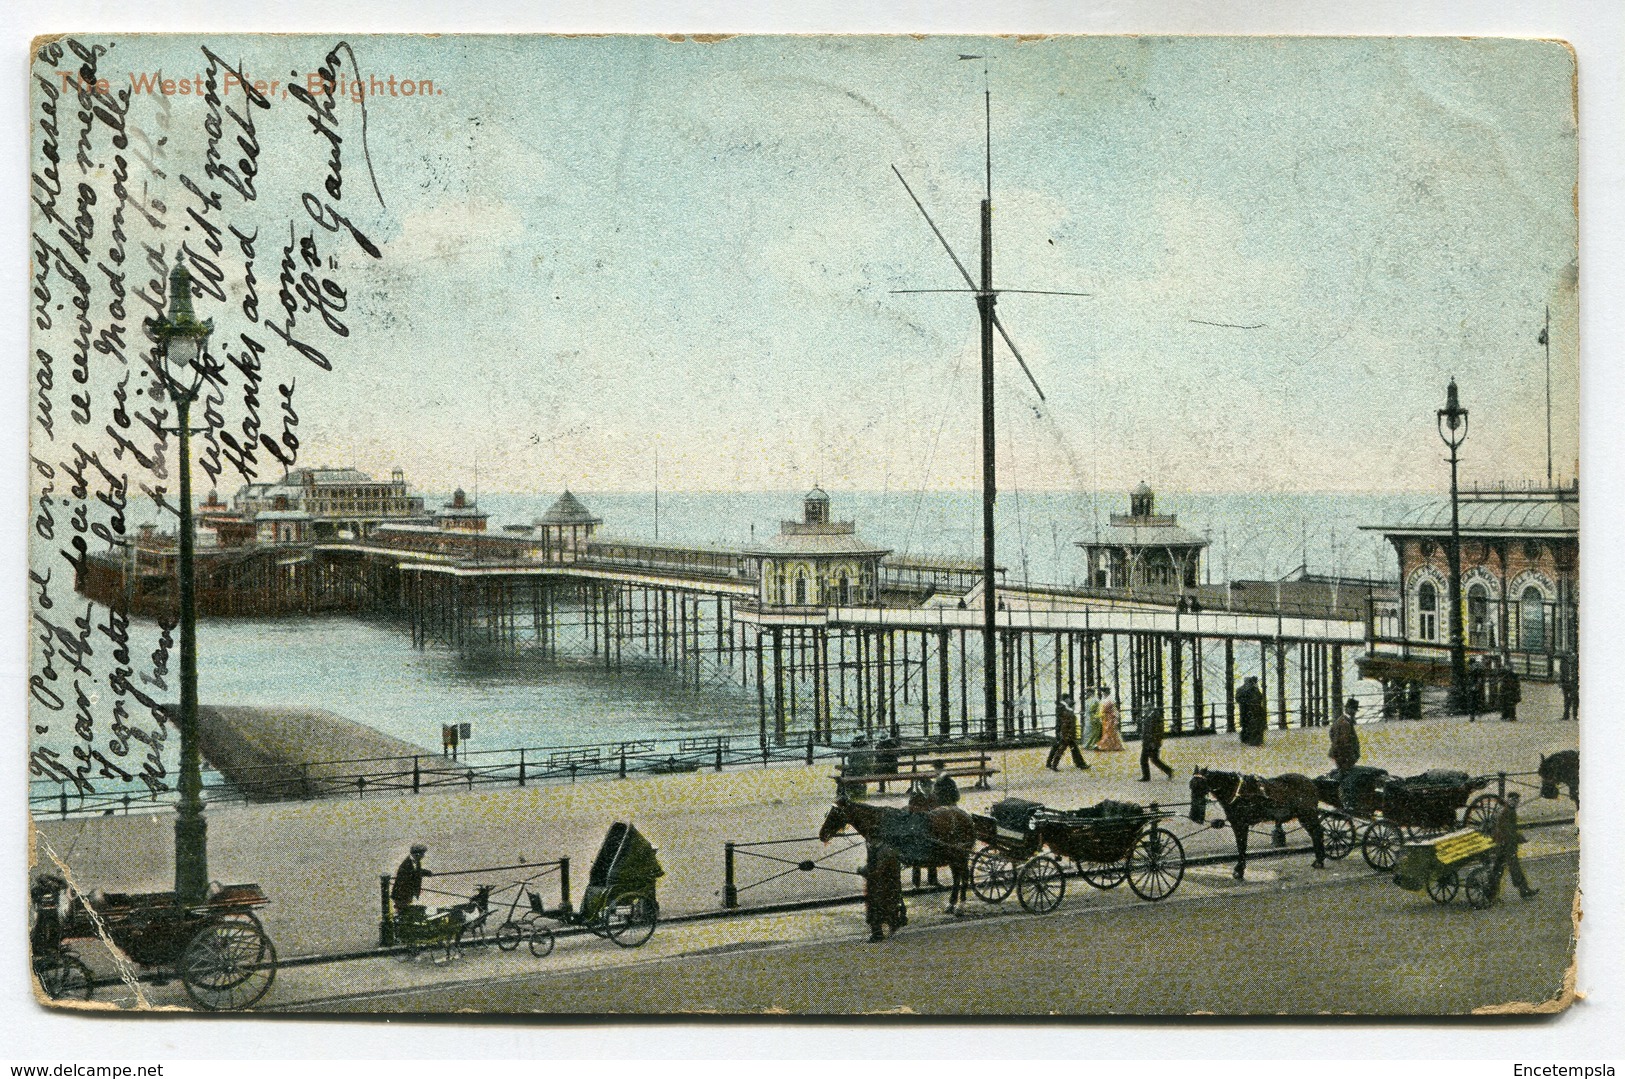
[888,56,1089,739]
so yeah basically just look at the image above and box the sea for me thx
[30,489,1434,807]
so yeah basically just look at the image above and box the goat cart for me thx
[1314,768,1504,873]
[558,822,665,948]
[1392,827,1501,909]
[29,874,277,1011]
[970,798,1185,914]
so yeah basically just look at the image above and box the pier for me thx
[80,493,1372,751]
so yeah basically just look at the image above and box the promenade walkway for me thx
[32,685,1577,1010]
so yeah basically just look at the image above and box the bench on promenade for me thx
[833,744,997,797]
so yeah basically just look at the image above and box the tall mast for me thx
[977,63,999,740]
[890,55,1087,742]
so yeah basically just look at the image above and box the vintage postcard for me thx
[27,33,1579,1016]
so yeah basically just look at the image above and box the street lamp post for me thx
[1437,379,1470,714]
[145,259,214,904]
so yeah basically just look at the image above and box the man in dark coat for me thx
[392,844,432,919]
[930,760,960,806]
[1236,676,1267,746]
[1046,694,1088,771]
[1466,658,1484,722]
[1489,792,1538,900]
[858,842,905,942]
[1500,668,1522,721]
[1558,655,1578,722]
[1329,697,1362,809]
[1139,708,1173,781]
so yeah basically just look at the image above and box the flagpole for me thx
[1543,304,1552,486]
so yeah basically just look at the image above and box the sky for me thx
[35,34,1580,499]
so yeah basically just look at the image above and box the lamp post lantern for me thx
[1436,378,1470,714]
[145,258,214,904]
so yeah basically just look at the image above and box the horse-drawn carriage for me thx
[1313,767,1504,872]
[566,821,664,948]
[969,797,1186,913]
[1392,827,1501,909]
[30,874,277,1011]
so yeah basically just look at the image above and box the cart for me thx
[1392,827,1501,909]
[971,798,1185,913]
[491,874,558,958]
[390,883,495,961]
[1315,768,1504,872]
[29,873,277,1011]
[555,822,664,948]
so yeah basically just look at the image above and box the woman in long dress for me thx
[1095,688,1124,752]
[1082,691,1103,750]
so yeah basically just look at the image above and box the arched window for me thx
[1418,581,1438,641]
[839,572,851,605]
[1520,586,1546,652]
[794,572,807,606]
[1467,583,1489,648]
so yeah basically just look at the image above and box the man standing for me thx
[391,844,432,919]
[1236,676,1267,746]
[1559,655,1579,722]
[1466,658,1483,722]
[1488,792,1538,901]
[1139,708,1174,782]
[1329,697,1362,809]
[929,760,960,807]
[1500,667,1522,722]
[1046,694,1088,771]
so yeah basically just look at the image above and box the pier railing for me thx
[31,682,1418,822]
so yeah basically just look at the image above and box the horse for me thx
[1538,750,1579,808]
[1190,766,1326,880]
[819,796,976,914]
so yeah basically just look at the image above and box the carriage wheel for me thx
[180,918,277,1011]
[528,925,556,958]
[1127,827,1185,902]
[496,922,523,952]
[34,953,93,1001]
[1464,794,1506,836]
[970,847,1017,903]
[1427,871,1460,905]
[1361,821,1402,872]
[1079,858,1128,890]
[1465,865,1497,910]
[1016,856,1066,915]
[1319,812,1356,860]
[603,893,658,948]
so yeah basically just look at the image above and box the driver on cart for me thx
[392,844,433,921]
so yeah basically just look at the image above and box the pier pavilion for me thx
[1076,483,1208,594]
[1359,481,1578,687]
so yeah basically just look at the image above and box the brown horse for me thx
[820,797,976,913]
[1190,767,1326,880]
[1538,750,1579,807]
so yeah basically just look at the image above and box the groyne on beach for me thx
[196,705,440,801]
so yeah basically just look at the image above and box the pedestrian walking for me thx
[1046,693,1089,771]
[1500,667,1521,722]
[858,842,906,942]
[391,844,432,920]
[1096,688,1125,752]
[1236,676,1267,746]
[1139,708,1174,782]
[1488,792,1539,901]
